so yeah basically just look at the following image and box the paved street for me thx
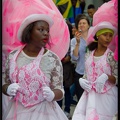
[62,95,77,120]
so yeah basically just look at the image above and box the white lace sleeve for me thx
[83,50,92,79]
[2,56,11,84]
[3,50,17,84]
[50,54,64,91]
[107,51,118,85]
[40,51,64,94]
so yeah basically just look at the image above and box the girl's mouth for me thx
[43,39,48,43]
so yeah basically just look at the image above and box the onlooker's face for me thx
[30,20,50,48]
[87,8,96,18]
[78,19,89,32]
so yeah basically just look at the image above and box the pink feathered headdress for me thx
[2,0,70,60]
[87,0,118,60]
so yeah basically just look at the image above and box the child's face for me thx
[30,20,50,48]
[98,32,113,48]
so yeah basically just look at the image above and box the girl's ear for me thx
[93,35,98,41]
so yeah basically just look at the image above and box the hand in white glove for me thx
[95,73,108,93]
[42,86,55,102]
[7,83,20,96]
[79,78,92,92]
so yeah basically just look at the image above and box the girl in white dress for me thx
[72,21,118,120]
[2,14,68,120]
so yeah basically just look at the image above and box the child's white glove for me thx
[43,86,55,102]
[95,73,108,93]
[7,83,20,96]
[79,78,92,92]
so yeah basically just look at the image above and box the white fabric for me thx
[3,100,68,120]
[72,88,118,120]
[43,86,55,102]
[79,78,92,92]
[7,83,20,96]
[94,55,103,62]
[95,73,108,93]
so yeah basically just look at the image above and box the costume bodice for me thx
[85,48,113,93]
[9,46,50,107]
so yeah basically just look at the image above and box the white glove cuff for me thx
[102,73,108,80]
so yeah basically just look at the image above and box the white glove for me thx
[95,73,108,93]
[42,86,55,102]
[7,83,20,96]
[79,78,92,92]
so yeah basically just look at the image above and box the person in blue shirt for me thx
[70,14,90,101]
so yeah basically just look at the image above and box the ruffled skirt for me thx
[3,100,68,120]
[72,86,118,120]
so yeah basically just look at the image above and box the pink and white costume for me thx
[2,0,70,115]
[3,45,68,120]
[72,48,118,120]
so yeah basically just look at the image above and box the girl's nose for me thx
[106,35,111,40]
[44,30,49,35]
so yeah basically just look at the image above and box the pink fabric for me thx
[113,35,118,61]
[72,48,118,120]
[93,0,117,28]
[2,0,70,59]
[9,46,50,107]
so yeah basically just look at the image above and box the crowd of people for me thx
[2,0,118,120]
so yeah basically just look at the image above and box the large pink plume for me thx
[2,0,70,60]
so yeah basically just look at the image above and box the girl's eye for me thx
[39,28,44,32]
[47,30,49,33]
[109,34,113,37]
[103,33,107,36]
[39,28,49,33]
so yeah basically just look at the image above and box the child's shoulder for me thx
[46,49,61,60]
[107,48,114,58]
[9,46,23,58]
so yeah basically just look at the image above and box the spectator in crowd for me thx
[70,24,78,105]
[70,14,90,101]
[87,4,96,26]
